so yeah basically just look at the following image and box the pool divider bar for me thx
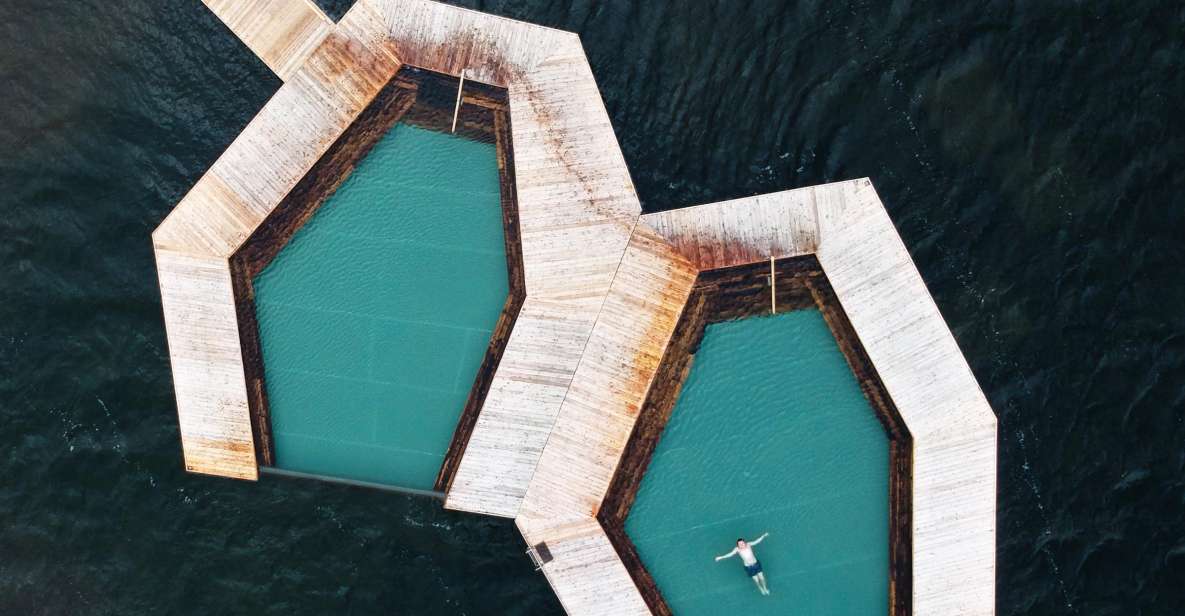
[769,254,777,314]
[451,69,467,134]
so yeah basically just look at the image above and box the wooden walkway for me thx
[814,180,997,615]
[524,518,651,615]
[156,2,400,478]
[334,0,643,518]
[161,2,996,614]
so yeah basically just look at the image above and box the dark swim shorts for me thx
[744,561,763,577]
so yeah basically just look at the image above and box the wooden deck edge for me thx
[341,0,582,86]
[154,247,258,480]
[593,285,710,616]
[227,66,520,483]
[228,262,272,467]
[803,266,914,616]
[163,1,996,609]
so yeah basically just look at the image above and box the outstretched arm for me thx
[714,548,739,562]
[749,532,770,546]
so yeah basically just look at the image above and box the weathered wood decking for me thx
[159,2,996,614]
[204,0,333,80]
[513,181,996,614]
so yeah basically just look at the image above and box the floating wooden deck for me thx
[159,2,996,614]
[515,180,995,615]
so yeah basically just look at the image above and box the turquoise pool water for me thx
[253,124,507,491]
[624,309,889,614]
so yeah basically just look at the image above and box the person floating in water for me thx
[714,532,771,595]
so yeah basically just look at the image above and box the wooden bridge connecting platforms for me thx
[157,1,997,614]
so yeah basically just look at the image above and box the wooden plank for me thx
[518,222,698,530]
[517,518,651,616]
[816,180,997,440]
[509,42,641,296]
[203,0,333,81]
[447,222,692,522]
[155,249,256,479]
[153,29,401,258]
[910,427,996,615]
[444,296,602,517]
[641,187,819,270]
[815,179,997,614]
[339,0,573,85]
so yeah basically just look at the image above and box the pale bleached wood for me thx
[517,222,697,530]
[339,0,574,84]
[203,0,333,80]
[444,296,603,517]
[816,179,998,439]
[641,187,819,270]
[912,426,997,615]
[508,38,641,297]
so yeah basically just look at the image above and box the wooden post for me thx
[770,255,777,314]
[451,70,467,133]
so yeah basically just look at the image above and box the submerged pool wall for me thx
[597,255,913,615]
[228,66,525,490]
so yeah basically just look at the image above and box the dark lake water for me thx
[2,1,1183,614]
